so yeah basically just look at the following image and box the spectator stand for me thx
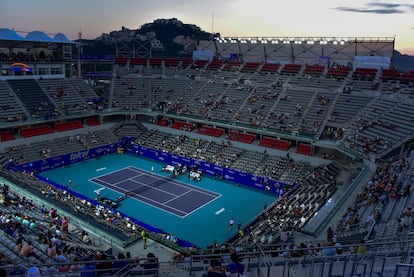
[228,130,256,144]
[197,125,225,138]
[0,81,28,124]
[0,130,15,142]
[20,125,54,138]
[53,120,83,132]
[171,121,195,132]
[85,117,101,126]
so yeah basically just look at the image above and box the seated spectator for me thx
[20,240,38,258]
[26,266,40,277]
[335,242,343,255]
[80,259,96,277]
[112,252,130,274]
[225,261,246,277]
[142,252,159,272]
[356,240,366,254]
[203,259,226,277]
[15,236,23,253]
[46,243,56,257]
[130,252,159,275]
[321,242,336,256]
[69,257,83,272]
[95,253,112,276]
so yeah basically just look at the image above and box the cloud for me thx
[334,1,414,14]
[335,6,401,13]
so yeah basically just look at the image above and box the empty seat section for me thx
[8,79,56,119]
[164,58,179,67]
[273,139,290,150]
[157,118,169,126]
[296,143,312,155]
[208,60,224,69]
[171,121,194,131]
[130,58,147,66]
[180,58,193,68]
[191,60,208,69]
[327,66,350,78]
[228,131,256,144]
[85,118,100,126]
[352,67,377,80]
[0,131,15,141]
[281,64,302,74]
[381,69,400,80]
[150,58,163,67]
[400,70,414,83]
[53,121,83,132]
[303,64,325,75]
[258,137,277,147]
[260,63,280,73]
[20,125,54,138]
[241,62,261,72]
[223,61,242,70]
[197,125,224,137]
[115,56,128,65]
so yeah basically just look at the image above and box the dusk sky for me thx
[2,0,414,55]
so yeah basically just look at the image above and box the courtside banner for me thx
[128,144,292,197]
[13,143,121,172]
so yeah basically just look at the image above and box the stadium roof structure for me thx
[199,36,395,64]
[0,28,76,49]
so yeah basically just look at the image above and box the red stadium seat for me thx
[352,67,377,80]
[260,63,280,73]
[130,58,147,66]
[228,131,255,144]
[115,56,128,65]
[400,70,414,83]
[191,60,208,69]
[85,118,100,126]
[197,125,224,137]
[20,125,54,138]
[281,64,302,74]
[327,66,350,77]
[207,60,224,69]
[241,62,261,72]
[381,69,400,80]
[303,64,325,75]
[296,143,312,155]
[53,121,83,132]
[0,131,15,141]
[171,121,195,131]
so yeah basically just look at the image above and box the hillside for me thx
[81,18,212,57]
[393,51,414,72]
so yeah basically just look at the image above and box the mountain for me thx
[393,51,414,72]
[81,18,213,57]
[79,18,414,72]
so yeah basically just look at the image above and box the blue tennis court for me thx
[39,153,278,248]
[91,166,220,217]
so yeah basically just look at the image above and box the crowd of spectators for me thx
[336,150,414,238]
[0,182,163,276]
[0,51,63,63]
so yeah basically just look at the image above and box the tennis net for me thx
[131,174,175,194]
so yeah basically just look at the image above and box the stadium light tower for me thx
[77,30,82,78]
